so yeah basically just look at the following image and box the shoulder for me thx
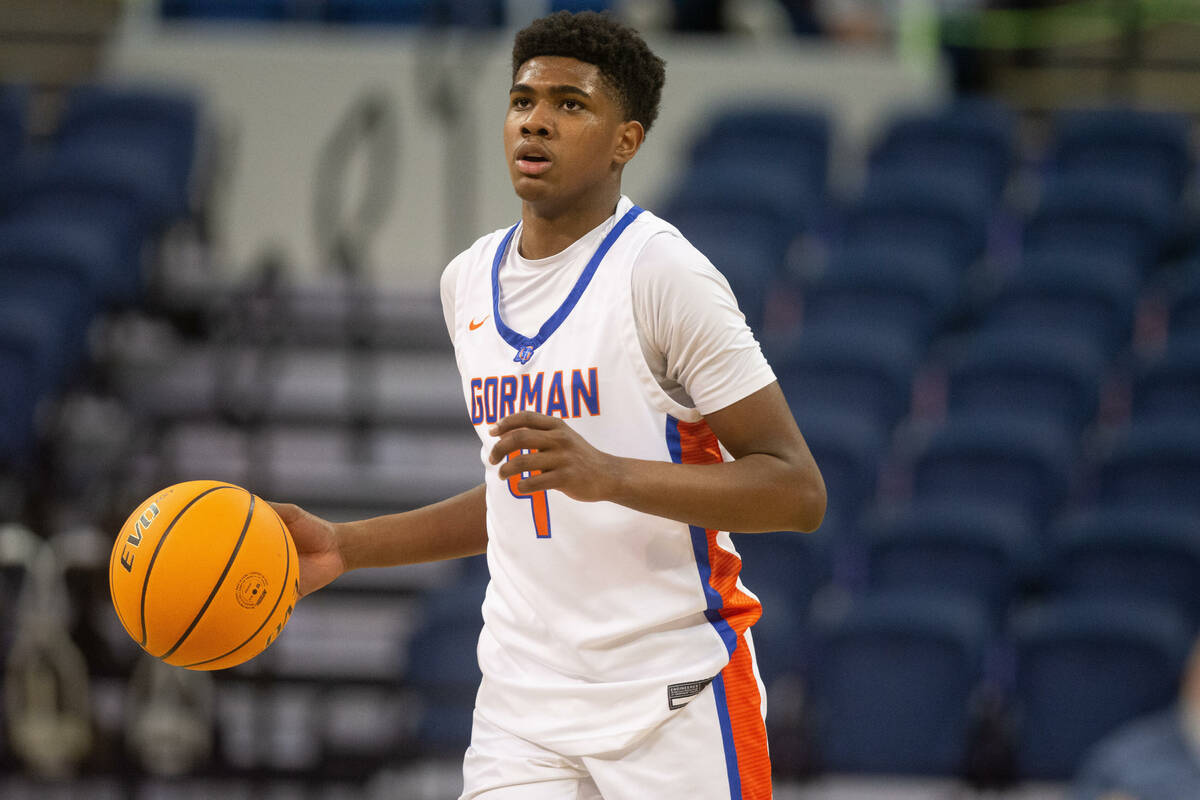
[445,224,517,279]
[441,223,517,340]
[441,224,517,293]
[628,206,725,277]
[439,249,467,297]
[630,225,734,307]
[629,208,702,264]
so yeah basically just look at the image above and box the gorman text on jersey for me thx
[469,368,600,424]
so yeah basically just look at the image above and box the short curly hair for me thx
[511,11,666,134]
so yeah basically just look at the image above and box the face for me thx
[505,56,643,215]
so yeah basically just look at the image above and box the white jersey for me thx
[441,201,775,415]
[450,198,769,756]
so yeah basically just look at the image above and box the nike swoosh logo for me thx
[469,315,490,331]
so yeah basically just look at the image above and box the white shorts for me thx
[459,634,771,800]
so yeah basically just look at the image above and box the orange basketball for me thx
[109,480,300,670]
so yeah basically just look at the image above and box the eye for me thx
[563,99,582,110]
[511,96,531,109]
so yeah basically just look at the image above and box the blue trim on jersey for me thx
[665,416,738,658]
[664,414,682,461]
[668,414,743,794]
[490,205,645,362]
[711,673,743,799]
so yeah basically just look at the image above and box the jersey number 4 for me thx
[506,449,551,539]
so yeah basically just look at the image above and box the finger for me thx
[494,445,556,476]
[489,429,552,464]
[497,452,551,480]
[515,472,556,494]
[488,410,561,436]
[268,501,302,522]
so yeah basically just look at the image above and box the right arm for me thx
[272,483,488,598]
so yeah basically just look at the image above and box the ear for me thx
[613,120,645,166]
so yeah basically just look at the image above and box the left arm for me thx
[490,380,826,534]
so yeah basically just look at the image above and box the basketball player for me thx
[273,11,825,799]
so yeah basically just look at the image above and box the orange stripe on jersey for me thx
[674,419,762,640]
[672,417,772,798]
[674,419,723,466]
[707,535,762,636]
[506,449,552,538]
[719,636,772,799]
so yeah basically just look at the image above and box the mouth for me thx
[516,147,552,176]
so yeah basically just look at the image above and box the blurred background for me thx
[1,0,1199,797]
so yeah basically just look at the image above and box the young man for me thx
[274,11,825,799]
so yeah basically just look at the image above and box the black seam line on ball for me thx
[158,491,256,661]
[182,506,293,669]
[138,485,239,648]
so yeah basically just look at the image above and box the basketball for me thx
[109,480,300,671]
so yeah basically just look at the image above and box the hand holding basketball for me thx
[109,481,300,670]
[268,501,347,598]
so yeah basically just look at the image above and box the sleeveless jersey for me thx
[452,200,764,756]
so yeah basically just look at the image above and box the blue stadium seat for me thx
[982,248,1138,356]
[5,153,160,304]
[863,500,1034,622]
[945,328,1107,432]
[161,0,292,18]
[0,295,91,404]
[769,323,921,432]
[551,0,614,11]
[57,83,200,219]
[0,86,26,223]
[1169,266,1200,339]
[806,589,991,775]
[19,144,181,236]
[430,0,506,26]
[869,97,1017,205]
[0,220,113,382]
[1011,597,1192,780]
[403,573,486,755]
[0,280,99,467]
[688,105,830,201]
[841,167,992,266]
[0,84,26,167]
[0,215,132,309]
[1097,418,1200,514]
[1024,171,1174,269]
[734,530,832,686]
[667,160,816,250]
[1046,506,1200,630]
[802,244,958,344]
[326,0,507,26]
[1132,333,1200,421]
[325,0,433,24]
[786,407,886,529]
[1051,107,1193,201]
[405,621,483,752]
[0,349,37,466]
[910,412,1075,526]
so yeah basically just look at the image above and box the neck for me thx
[518,186,622,260]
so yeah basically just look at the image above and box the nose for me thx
[521,101,552,137]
